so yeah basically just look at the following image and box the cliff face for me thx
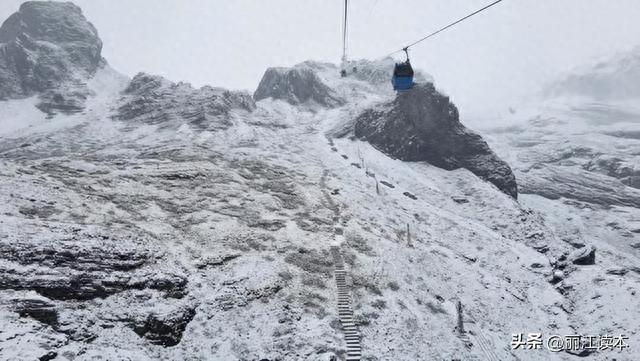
[355,83,518,198]
[0,1,103,100]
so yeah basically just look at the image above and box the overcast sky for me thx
[2,0,640,117]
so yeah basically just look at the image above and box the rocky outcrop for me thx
[131,304,197,346]
[355,83,518,198]
[0,1,103,100]
[13,296,58,326]
[117,73,255,128]
[0,236,187,301]
[254,63,344,107]
[568,245,596,265]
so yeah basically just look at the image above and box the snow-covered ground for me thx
[0,60,638,361]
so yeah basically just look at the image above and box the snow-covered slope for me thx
[0,3,638,361]
[1,61,637,360]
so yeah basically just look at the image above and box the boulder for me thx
[0,1,104,99]
[355,83,518,198]
[132,305,197,347]
[254,63,344,107]
[569,245,596,265]
[13,296,58,326]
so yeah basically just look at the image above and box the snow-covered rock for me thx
[0,231,188,301]
[584,155,640,189]
[355,83,518,198]
[0,1,103,100]
[131,303,197,346]
[568,245,596,265]
[117,72,255,128]
[254,62,345,107]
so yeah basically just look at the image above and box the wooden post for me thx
[456,300,465,334]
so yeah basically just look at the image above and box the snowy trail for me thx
[320,164,362,360]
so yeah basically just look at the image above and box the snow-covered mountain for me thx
[545,46,640,101]
[0,2,638,361]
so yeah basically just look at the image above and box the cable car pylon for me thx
[340,0,348,77]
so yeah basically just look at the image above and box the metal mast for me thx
[342,0,348,63]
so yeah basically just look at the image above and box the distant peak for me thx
[0,1,104,100]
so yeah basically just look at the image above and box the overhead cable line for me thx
[385,0,504,57]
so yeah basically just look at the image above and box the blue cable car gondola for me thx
[392,48,414,91]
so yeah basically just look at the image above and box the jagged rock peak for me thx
[355,83,518,198]
[0,2,100,46]
[117,72,256,127]
[0,1,104,99]
[254,62,345,107]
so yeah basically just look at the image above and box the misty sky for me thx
[2,0,640,117]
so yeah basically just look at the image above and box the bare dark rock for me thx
[452,196,469,204]
[380,180,395,188]
[38,352,58,361]
[355,83,517,198]
[403,191,418,200]
[254,63,344,107]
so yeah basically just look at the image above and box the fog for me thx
[2,0,640,118]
